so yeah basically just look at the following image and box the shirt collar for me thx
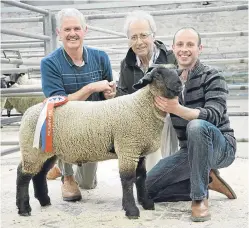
[135,44,160,68]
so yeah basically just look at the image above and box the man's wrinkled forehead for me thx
[128,20,151,35]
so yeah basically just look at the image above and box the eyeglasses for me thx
[129,32,153,42]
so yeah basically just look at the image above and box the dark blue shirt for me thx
[41,46,113,101]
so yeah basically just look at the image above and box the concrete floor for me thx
[0,153,248,228]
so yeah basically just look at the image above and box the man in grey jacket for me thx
[116,10,178,170]
[146,27,237,222]
[116,10,177,97]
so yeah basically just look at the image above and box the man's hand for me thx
[154,96,180,114]
[154,96,200,120]
[91,80,114,93]
[103,81,116,99]
[68,80,116,101]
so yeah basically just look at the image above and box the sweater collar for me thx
[62,46,88,67]
[188,59,205,79]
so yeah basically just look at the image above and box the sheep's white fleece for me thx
[19,86,165,174]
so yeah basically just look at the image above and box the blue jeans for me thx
[146,119,236,202]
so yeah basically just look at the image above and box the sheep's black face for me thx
[1,76,16,88]
[1,78,8,88]
[152,67,183,99]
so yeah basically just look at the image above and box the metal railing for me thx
[1,0,56,55]
[84,4,248,20]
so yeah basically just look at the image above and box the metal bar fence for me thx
[1,43,44,49]
[84,31,249,41]
[1,39,45,44]
[0,0,220,13]
[1,146,20,156]
[1,58,248,75]
[110,58,249,69]
[84,31,248,45]
[43,12,53,54]
[84,4,248,20]
[0,16,44,23]
[1,141,19,146]
[1,0,49,15]
[1,58,42,66]
[0,28,50,41]
[0,67,40,74]
[87,25,126,37]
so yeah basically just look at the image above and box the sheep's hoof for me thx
[17,201,31,216]
[141,199,155,210]
[19,211,31,216]
[127,215,139,219]
[41,201,51,207]
[125,206,140,219]
[38,196,51,207]
[18,206,31,216]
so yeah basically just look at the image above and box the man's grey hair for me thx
[56,8,87,30]
[123,10,157,37]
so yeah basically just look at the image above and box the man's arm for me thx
[41,57,114,101]
[68,81,114,101]
[41,57,66,98]
[154,69,228,125]
[195,70,229,126]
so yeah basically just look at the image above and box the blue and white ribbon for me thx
[33,100,49,149]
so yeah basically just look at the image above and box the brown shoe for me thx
[62,175,82,201]
[208,169,237,199]
[47,165,62,180]
[191,199,211,222]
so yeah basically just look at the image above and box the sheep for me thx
[4,86,44,114]
[1,73,44,115]
[1,77,9,110]
[15,73,41,85]
[16,65,183,219]
[1,74,17,109]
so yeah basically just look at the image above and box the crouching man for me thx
[146,27,237,222]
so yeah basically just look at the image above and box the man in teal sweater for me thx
[41,8,116,202]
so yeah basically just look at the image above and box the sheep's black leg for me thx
[32,156,57,207]
[135,157,155,210]
[16,162,33,216]
[120,168,139,219]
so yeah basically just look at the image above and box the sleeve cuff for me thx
[196,107,208,120]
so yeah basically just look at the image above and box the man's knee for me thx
[186,119,209,137]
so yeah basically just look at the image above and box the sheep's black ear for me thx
[133,72,154,90]
[177,69,184,76]
[133,64,163,90]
